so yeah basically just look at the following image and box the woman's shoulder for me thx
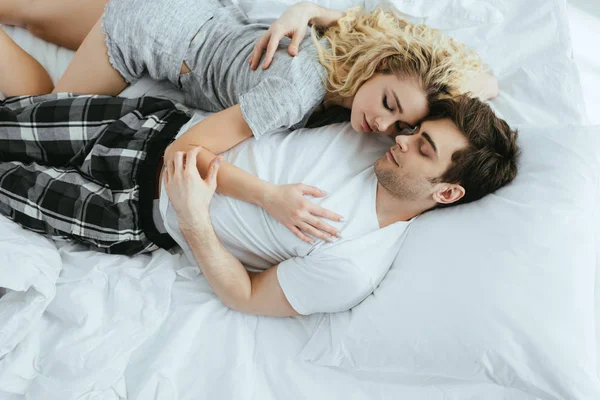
[248,37,328,102]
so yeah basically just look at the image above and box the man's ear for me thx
[432,183,465,205]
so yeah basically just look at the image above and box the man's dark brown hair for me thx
[426,95,521,207]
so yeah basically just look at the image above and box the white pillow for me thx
[236,0,501,30]
[364,0,503,29]
[300,125,600,399]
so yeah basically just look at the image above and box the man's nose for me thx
[395,134,409,152]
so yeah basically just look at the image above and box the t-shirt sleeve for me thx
[239,77,303,139]
[238,58,326,139]
[276,253,373,316]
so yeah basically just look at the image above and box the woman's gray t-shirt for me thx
[180,5,329,139]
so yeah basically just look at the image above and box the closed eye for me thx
[420,139,431,158]
[383,95,393,111]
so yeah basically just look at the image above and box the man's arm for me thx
[163,146,301,317]
[181,219,301,317]
[0,27,54,96]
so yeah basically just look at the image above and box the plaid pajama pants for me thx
[0,93,190,255]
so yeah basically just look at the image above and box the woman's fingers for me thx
[299,185,344,222]
[288,28,306,56]
[262,28,285,69]
[289,225,314,244]
[250,32,270,70]
[298,222,333,243]
[309,204,344,223]
[306,215,341,238]
[301,184,327,198]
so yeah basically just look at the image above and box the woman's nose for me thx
[375,116,396,134]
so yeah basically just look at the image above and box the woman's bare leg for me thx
[53,18,128,95]
[0,27,53,96]
[0,0,107,50]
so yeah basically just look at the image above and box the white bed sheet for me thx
[0,0,594,399]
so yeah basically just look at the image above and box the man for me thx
[0,29,519,318]
[159,96,520,318]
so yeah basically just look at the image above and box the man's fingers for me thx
[167,155,175,180]
[163,166,169,185]
[186,146,202,172]
[205,156,223,187]
[173,151,184,174]
[288,28,306,56]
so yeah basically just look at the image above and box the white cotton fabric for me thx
[159,117,411,315]
[0,0,597,398]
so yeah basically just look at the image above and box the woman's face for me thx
[349,73,429,136]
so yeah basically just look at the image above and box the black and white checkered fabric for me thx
[0,93,189,255]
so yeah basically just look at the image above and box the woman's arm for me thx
[164,105,343,242]
[165,105,271,207]
[0,27,54,96]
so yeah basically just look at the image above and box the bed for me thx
[1,1,598,399]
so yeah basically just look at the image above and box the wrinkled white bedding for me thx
[0,0,594,399]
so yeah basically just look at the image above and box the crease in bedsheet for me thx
[0,217,62,395]
[0,220,177,398]
[0,219,61,355]
[20,249,176,398]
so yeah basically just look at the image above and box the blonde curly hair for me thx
[310,6,485,101]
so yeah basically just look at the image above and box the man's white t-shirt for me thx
[159,115,412,315]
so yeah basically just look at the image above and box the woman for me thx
[0,1,496,244]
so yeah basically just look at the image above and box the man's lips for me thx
[386,149,399,167]
[362,114,372,132]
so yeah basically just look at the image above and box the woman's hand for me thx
[261,183,344,243]
[249,2,344,70]
[163,147,223,231]
[462,70,499,101]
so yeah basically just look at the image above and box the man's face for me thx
[350,73,429,136]
[374,118,469,203]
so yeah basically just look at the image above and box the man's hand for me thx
[163,146,223,231]
[249,2,344,70]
